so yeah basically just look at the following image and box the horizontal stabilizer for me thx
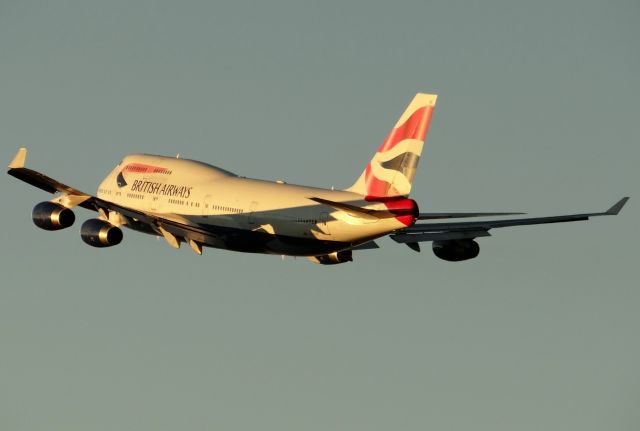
[309,197,386,221]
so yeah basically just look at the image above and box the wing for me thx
[391,197,629,246]
[7,148,257,251]
[8,148,151,217]
[8,148,98,208]
[8,148,186,237]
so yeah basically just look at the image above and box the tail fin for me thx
[347,93,437,199]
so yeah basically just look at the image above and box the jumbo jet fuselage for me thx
[98,154,412,257]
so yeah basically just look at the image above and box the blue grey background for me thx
[1,1,638,430]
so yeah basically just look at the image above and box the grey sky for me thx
[1,1,638,430]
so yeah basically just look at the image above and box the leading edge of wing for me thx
[393,197,629,242]
[7,147,97,209]
[7,148,159,220]
[7,148,252,242]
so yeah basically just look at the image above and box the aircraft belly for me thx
[169,220,350,256]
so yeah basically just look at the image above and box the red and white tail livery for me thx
[348,93,436,199]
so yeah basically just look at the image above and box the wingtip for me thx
[8,147,27,169]
[606,197,629,215]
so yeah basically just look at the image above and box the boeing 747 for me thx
[7,93,628,264]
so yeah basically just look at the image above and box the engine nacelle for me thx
[432,239,480,262]
[308,250,353,265]
[32,202,75,231]
[80,219,123,248]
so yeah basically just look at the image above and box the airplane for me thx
[7,93,629,264]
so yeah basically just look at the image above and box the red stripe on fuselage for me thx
[123,163,171,174]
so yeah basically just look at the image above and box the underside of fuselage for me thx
[124,217,356,256]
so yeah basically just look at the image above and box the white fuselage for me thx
[96,154,410,256]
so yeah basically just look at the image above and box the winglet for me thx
[605,197,629,215]
[8,148,27,169]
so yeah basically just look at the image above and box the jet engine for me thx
[32,201,75,231]
[432,239,480,262]
[308,250,353,265]
[80,219,123,248]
